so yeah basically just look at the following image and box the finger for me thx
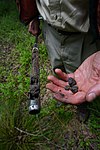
[54,69,68,81]
[28,21,33,33]
[28,25,36,36]
[47,75,68,87]
[86,83,100,102]
[53,91,86,105]
[46,82,70,95]
[46,82,58,92]
[54,69,74,81]
[47,82,86,104]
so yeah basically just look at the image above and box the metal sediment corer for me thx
[29,36,40,114]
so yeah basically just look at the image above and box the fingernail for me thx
[87,93,96,102]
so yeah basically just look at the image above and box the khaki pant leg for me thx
[42,21,66,72]
[42,21,99,73]
[81,30,99,62]
[62,30,99,73]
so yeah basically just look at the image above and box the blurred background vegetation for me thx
[0,0,100,149]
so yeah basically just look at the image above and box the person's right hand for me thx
[28,18,41,36]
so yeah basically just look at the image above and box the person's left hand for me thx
[46,70,87,105]
[46,52,100,104]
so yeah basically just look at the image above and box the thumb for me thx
[86,84,100,102]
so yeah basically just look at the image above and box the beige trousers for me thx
[42,21,99,73]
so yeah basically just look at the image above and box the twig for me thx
[15,127,41,137]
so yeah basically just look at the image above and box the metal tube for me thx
[28,36,40,114]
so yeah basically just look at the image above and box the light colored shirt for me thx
[36,0,89,32]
